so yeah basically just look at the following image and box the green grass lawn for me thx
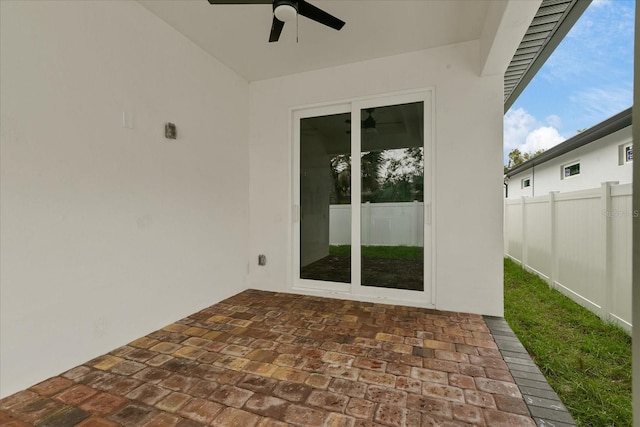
[504,258,632,427]
[329,245,422,259]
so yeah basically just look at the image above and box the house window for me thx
[562,162,580,179]
[624,143,633,163]
[619,142,633,165]
[521,178,531,188]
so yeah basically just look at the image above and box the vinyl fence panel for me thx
[504,182,632,334]
[330,202,424,247]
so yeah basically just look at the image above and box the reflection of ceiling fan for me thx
[207,0,345,43]
[346,109,402,134]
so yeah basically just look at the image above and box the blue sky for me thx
[504,0,635,162]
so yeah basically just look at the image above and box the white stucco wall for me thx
[0,1,250,397]
[507,126,633,199]
[248,41,505,317]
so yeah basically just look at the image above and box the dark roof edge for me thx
[504,0,592,112]
[505,107,633,178]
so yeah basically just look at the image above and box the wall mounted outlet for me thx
[258,254,266,266]
[165,122,177,139]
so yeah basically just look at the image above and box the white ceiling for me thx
[138,0,493,82]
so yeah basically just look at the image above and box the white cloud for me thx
[503,108,537,150]
[504,108,565,161]
[546,114,562,128]
[521,127,565,153]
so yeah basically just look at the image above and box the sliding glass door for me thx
[358,102,424,291]
[293,91,432,303]
[298,108,351,286]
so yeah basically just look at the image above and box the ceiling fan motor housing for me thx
[274,0,298,22]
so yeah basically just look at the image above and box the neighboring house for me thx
[0,0,589,397]
[505,108,633,199]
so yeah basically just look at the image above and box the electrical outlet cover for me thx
[165,122,177,139]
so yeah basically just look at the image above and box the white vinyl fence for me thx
[504,182,633,333]
[330,201,424,246]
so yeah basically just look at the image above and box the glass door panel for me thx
[299,112,352,283]
[360,102,424,290]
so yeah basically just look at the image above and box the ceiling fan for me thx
[207,0,345,43]
[346,109,404,134]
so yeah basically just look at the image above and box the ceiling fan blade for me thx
[297,0,345,31]
[269,16,285,42]
[207,1,271,4]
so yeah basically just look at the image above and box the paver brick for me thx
[108,402,156,426]
[132,367,172,384]
[76,417,120,427]
[155,392,191,413]
[177,398,223,424]
[410,367,448,384]
[421,383,465,403]
[423,358,459,374]
[395,376,422,393]
[30,377,75,397]
[365,385,407,406]
[209,385,254,408]
[325,412,356,427]
[306,390,349,412]
[374,404,419,427]
[125,383,170,406]
[244,394,289,419]
[211,407,261,427]
[462,390,496,409]
[406,394,452,419]
[54,384,99,406]
[283,404,327,426]
[452,403,486,426]
[475,378,522,398]
[353,357,387,372]
[2,291,542,427]
[305,373,332,389]
[273,381,313,403]
[448,373,475,390]
[485,367,514,382]
[89,356,124,371]
[140,411,183,426]
[358,370,396,388]
[328,379,367,398]
[78,393,128,417]
[483,409,536,427]
[110,360,147,376]
[346,398,375,420]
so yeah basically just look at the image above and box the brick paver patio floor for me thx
[1,290,564,426]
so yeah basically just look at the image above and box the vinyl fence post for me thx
[412,200,418,246]
[601,181,618,322]
[504,198,508,258]
[521,196,527,268]
[363,201,371,246]
[549,191,559,289]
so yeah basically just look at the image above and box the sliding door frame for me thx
[291,88,436,308]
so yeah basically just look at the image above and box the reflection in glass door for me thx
[360,102,424,290]
[294,92,431,302]
[299,112,351,284]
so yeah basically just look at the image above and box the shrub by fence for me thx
[504,182,632,333]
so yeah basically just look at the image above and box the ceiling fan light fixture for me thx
[274,3,297,22]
